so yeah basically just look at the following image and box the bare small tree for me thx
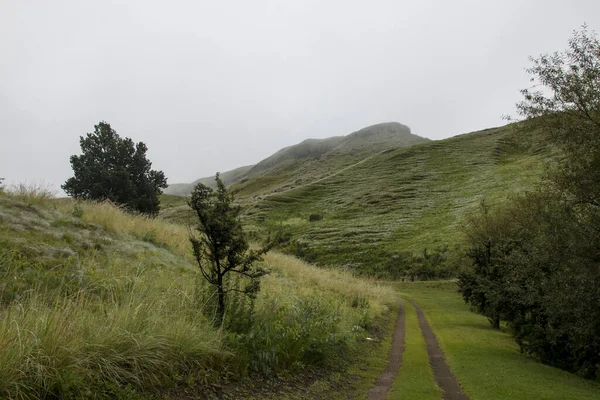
[188,173,272,326]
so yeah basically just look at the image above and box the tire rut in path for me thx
[366,301,406,400]
[409,300,469,400]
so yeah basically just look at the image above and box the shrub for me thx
[308,213,323,222]
[459,193,600,378]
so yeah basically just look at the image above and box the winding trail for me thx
[409,300,469,400]
[366,301,406,400]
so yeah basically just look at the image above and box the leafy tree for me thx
[0,178,4,192]
[461,26,600,379]
[517,25,600,209]
[62,122,167,215]
[189,173,273,326]
[458,201,517,329]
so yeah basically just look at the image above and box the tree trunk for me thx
[491,313,500,330]
[216,275,225,327]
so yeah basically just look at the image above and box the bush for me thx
[308,213,323,222]
[238,293,349,375]
[459,194,600,379]
[385,245,463,280]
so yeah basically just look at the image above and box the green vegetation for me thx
[6,19,600,400]
[164,122,427,198]
[460,26,600,379]
[234,122,427,199]
[244,124,546,277]
[0,189,395,398]
[396,281,600,400]
[165,165,254,196]
[188,174,273,326]
[63,121,168,215]
[208,306,398,400]
[159,124,548,279]
[388,300,440,400]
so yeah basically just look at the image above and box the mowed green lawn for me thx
[393,281,600,400]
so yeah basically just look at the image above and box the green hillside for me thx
[164,164,254,196]
[164,122,428,197]
[233,122,428,198]
[158,123,548,276]
[242,124,548,275]
[0,190,395,398]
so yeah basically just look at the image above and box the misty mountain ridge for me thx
[164,122,428,196]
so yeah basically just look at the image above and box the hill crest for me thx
[164,122,427,196]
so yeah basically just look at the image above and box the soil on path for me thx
[366,301,406,400]
[409,300,469,400]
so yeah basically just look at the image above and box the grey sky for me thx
[2,0,599,192]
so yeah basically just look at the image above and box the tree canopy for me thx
[460,26,600,379]
[62,122,167,215]
[517,24,600,208]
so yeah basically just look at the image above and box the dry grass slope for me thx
[0,189,395,399]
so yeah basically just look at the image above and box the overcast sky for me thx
[2,0,599,191]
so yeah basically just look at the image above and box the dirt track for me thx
[410,300,469,400]
[366,302,406,400]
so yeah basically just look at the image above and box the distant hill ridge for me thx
[164,122,428,196]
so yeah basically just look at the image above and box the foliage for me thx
[188,173,274,326]
[238,294,349,375]
[460,26,600,379]
[460,193,600,378]
[0,190,395,398]
[517,25,600,208]
[308,213,323,222]
[62,121,167,216]
[385,245,464,281]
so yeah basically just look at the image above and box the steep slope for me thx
[329,122,418,155]
[233,122,429,197]
[165,122,428,197]
[247,136,345,174]
[243,124,548,275]
[164,164,253,195]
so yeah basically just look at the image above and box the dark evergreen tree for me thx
[62,122,167,215]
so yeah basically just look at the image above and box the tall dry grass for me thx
[0,190,396,397]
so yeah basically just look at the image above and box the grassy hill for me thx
[243,124,547,275]
[164,164,254,196]
[0,189,395,399]
[233,122,428,198]
[159,123,548,276]
[164,122,428,197]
